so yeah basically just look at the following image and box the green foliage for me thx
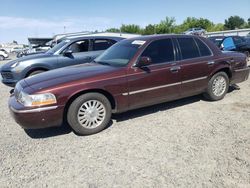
[143,24,156,35]
[155,17,176,34]
[105,15,249,35]
[224,16,245,29]
[120,24,142,34]
[106,28,120,33]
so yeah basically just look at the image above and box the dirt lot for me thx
[0,58,250,187]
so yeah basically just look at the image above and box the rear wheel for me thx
[67,93,112,135]
[204,72,229,101]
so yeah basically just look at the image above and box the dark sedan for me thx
[9,35,250,135]
[208,36,250,57]
[1,36,124,87]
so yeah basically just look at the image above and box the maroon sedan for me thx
[9,35,250,135]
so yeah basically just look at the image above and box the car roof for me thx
[62,36,125,42]
[125,34,204,41]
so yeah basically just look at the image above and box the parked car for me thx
[0,49,9,60]
[10,47,24,54]
[1,36,125,87]
[208,36,250,57]
[16,47,49,58]
[184,28,206,36]
[9,35,250,135]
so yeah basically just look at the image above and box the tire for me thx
[204,72,229,101]
[27,70,46,77]
[0,55,4,61]
[67,93,112,135]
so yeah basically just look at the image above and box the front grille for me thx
[1,72,13,79]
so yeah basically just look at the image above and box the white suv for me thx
[0,49,9,61]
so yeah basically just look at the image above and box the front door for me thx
[127,38,182,110]
[57,39,94,68]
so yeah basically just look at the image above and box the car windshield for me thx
[94,39,144,66]
[46,40,68,54]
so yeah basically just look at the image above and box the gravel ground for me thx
[0,57,249,187]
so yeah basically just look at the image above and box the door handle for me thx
[170,66,181,73]
[207,61,215,66]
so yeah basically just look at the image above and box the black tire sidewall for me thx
[67,93,112,135]
[206,72,229,101]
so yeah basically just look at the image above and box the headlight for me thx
[11,61,20,68]
[17,91,57,107]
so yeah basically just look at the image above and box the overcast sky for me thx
[0,0,249,44]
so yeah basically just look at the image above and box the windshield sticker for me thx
[132,40,146,45]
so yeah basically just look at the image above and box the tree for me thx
[143,24,155,35]
[155,17,176,34]
[120,24,142,34]
[224,16,245,30]
[106,28,120,33]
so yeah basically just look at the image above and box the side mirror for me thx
[136,56,152,67]
[63,49,73,56]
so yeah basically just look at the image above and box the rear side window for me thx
[195,38,212,56]
[93,39,116,51]
[68,40,89,53]
[177,38,200,59]
[141,39,174,64]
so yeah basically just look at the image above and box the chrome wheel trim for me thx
[212,75,227,97]
[77,100,106,129]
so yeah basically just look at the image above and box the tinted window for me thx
[68,40,89,53]
[141,39,174,64]
[195,38,212,56]
[233,36,244,44]
[178,38,200,59]
[93,39,116,51]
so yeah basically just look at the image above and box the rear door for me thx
[89,39,117,59]
[176,37,213,97]
[127,38,182,109]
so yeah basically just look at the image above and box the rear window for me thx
[195,38,212,56]
[93,39,116,51]
[177,38,200,59]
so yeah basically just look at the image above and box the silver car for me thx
[184,28,206,36]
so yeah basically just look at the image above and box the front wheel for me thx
[27,70,46,77]
[67,93,112,135]
[204,72,229,101]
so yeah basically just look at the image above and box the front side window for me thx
[68,40,89,53]
[178,38,200,59]
[141,39,174,64]
[93,39,116,51]
[195,38,212,56]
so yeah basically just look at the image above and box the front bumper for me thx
[1,70,22,87]
[9,95,64,129]
[231,66,250,84]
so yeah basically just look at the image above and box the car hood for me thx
[1,53,53,70]
[24,63,122,91]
